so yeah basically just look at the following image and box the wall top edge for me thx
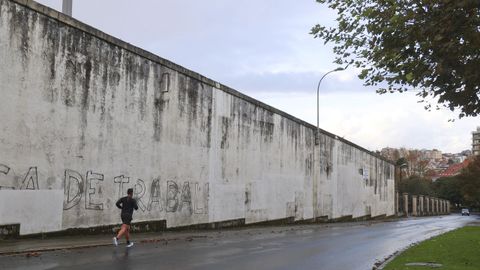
[6,0,394,165]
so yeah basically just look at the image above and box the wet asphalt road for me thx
[1,214,477,270]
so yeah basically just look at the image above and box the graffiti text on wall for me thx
[0,164,209,216]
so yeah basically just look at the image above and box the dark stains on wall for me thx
[283,118,300,155]
[99,48,109,122]
[229,100,275,148]
[339,143,353,166]
[319,135,334,179]
[40,16,60,103]
[186,78,200,122]
[200,84,213,149]
[177,75,187,118]
[305,153,313,177]
[60,27,85,108]
[220,116,230,149]
[256,109,274,144]
[373,158,378,194]
[123,53,136,112]
[152,65,170,141]
[8,1,31,67]
[107,47,122,89]
[139,60,150,121]
[122,55,151,121]
[11,0,217,151]
[79,57,92,151]
[175,73,213,147]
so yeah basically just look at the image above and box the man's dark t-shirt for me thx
[116,196,138,216]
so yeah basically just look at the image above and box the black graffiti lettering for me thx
[166,181,179,212]
[63,169,84,210]
[22,167,39,190]
[85,171,104,210]
[178,182,192,214]
[134,179,147,212]
[114,175,130,198]
[0,164,10,175]
[147,178,162,211]
[194,183,209,214]
[0,164,14,190]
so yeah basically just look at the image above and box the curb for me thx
[0,243,111,257]
[0,234,210,257]
[372,224,472,270]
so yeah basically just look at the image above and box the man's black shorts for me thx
[121,214,132,225]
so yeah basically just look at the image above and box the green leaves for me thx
[312,0,480,118]
[406,72,414,82]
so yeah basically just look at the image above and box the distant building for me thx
[473,127,480,156]
[379,146,471,181]
[437,159,471,180]
[422,149,442,160]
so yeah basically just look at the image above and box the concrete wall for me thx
[0,190,63,234]
[0,0,395,235]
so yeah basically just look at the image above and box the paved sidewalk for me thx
[0,230,214,256]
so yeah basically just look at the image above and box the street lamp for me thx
[62,0,72,16]
[315,67,344,145]
[312,66,343,221]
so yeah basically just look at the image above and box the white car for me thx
[461,208,470,216]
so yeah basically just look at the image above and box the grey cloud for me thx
[221,71,373,95]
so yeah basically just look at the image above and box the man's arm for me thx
[133,199,139,211]
[116,198,123,209]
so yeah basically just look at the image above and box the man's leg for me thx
[126,224,134,247]
[125,225,130,242]
[116,224,127,239]
[114,224,126,246]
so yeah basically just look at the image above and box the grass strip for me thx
[384,226,480,270]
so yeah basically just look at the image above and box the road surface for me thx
[1,214,477,270]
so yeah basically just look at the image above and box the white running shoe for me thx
[126,242,134,248]
[113,237,118,246]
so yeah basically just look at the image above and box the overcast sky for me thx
[36,0,478,153]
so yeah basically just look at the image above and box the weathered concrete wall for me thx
[0,0,395,235]
[0,190,63,234]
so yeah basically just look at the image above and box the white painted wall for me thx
[0,190,64,234]
[0,0,395,235]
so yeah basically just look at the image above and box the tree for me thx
[396,157,408,180]
[432,177,463,206]
[397,175,435,196]
[311,0,480,118]
[458,156,480,209]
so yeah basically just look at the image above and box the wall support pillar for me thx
[418,195,424,216]
[396,192,400,215]
[403,193,409,217]
[412,195,418,216]
[425,196,430,215]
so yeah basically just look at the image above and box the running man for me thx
[113,188,138,247]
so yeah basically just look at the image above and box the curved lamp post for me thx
[315,67,344,145]
[312,67,344,220]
